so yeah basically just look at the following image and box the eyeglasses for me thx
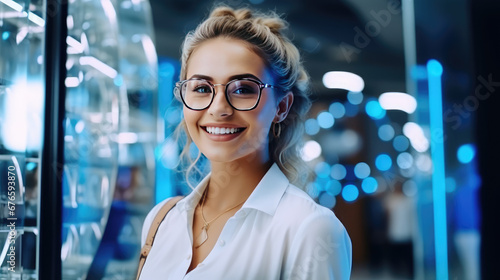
[174,78,278,111]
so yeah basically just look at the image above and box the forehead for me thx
[186,37,271,82]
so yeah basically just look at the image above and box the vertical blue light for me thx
[156,58,180,203]
[427,59,448,280]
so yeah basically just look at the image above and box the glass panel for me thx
[63,0,120,278]
[102,0,158,277]
[1,0,44,278]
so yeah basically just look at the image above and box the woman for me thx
[139,5,352,279]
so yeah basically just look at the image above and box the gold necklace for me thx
[194,188,245,248]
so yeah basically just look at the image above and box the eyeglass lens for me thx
[181,79,260,110]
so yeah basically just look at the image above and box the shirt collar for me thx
[176,174,210,212]
[241,163,289,216]
[176,163,289,216]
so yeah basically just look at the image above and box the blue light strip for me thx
[155,58,178,203]
[427,59,449,280]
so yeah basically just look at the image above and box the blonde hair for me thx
[175,5,311,188]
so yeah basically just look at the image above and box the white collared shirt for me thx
[140,163,352,280]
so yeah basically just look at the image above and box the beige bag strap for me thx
[136,196,184,280]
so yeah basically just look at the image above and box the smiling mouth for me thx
[202,126,246,135]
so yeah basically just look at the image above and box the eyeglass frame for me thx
[174,77,279,111]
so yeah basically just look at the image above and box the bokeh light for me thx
[365,99,386,120]
[403,122,429,152]
[393,135,410,151]
[347,91,363,105]
[322,71,365,92]
[415,153,432,172]
[378,92,417,114]
[375,154,392,171]
[319,192,336,208]
[331,164,347,180]
[342,184,359,202]
[301,140,322,161]
[2,31,10,40]
[329,102,346,118]
[362,177,378,194]
[397,152,414,169]
[457,143,476,164]
[317,111,335,129]
[378,124,395,141]
[326,179,342,196]
[305,118,320,135]
[354,162,371,179]
[315,161,331,178]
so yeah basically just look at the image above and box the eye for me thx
[185,80,212,95]
[232,86,254,94]
[228,81,259,95]
[193,85,212,94]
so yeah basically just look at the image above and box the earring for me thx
[272,122,281,138]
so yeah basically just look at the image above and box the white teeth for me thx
[205,127,242,135]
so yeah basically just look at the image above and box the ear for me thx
[274,92,294,123]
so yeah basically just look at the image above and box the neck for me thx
[203,158,273,212]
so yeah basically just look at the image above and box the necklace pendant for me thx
[195,225,208,248]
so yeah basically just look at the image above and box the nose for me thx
[207,84,233,117]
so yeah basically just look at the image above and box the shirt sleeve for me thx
[284,211,352,280]
[140,197,174,247]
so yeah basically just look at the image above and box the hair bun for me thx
[234,8,253,20]
[210,6,286,34]
[256,17,287,34]
[209,6,236,18]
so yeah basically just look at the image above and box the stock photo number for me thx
[6,165,18,272]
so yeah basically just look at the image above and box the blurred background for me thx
[1,0,498,279]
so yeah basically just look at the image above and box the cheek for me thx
[183,108,201,134]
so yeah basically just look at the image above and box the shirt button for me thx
[219,240,225,246]
[198,263,205,268]
[186,254,191,260]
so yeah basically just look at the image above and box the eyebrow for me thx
[188,73,263,82]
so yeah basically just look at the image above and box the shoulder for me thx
[276,184,349,240]
[278,184,352,279]
[278,184,340,224]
